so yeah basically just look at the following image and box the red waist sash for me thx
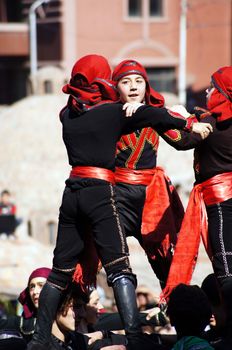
[161,171,232,302]
[116,167,184,259]
[115,167,155,186]
[70,166,115,184]
[201,172,232,205]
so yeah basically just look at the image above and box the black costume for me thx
[115,124,198,287]
[53,104,191,279]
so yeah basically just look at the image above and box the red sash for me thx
[115,167,155,186]
[115,167,184,258]
[70,166,115,184]
[161,171,232,302]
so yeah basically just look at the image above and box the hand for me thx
[87,331,104,345]
[122,102,144,117]
[144,306,161,321]
[167,104,190,117]
[191,122,213,139]
[145,306,170,327]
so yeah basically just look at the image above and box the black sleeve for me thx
[121,105,190,135]
[159,114,215,150]
[160,128,202,150]
[93,313,123,331]
[93,312,167,331]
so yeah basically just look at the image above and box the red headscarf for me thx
[18,267,51,319]
[62,54,118,113]
[112,59,165,107]
[207,66,232,122]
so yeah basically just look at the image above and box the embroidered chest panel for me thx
[116,127,159,169]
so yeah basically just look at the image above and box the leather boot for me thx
[112,275,141,335]
[27,283,62,349]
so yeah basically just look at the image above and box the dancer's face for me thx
[117,74,146,103]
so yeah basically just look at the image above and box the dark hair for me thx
[201,273,222,307]
[167,283,212,336]
[1,190,10,196]
[58,283,90,315]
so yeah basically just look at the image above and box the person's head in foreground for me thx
[167,283,212,338]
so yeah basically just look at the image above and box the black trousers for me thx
[49,178,133,288]
[115,182,173,286]
[206,197,232,334]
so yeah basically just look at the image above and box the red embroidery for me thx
[163,129,181,142]
[117,128,158,169]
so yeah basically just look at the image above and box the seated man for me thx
[0,190,17,238]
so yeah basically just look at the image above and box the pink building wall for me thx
[0,0,231,103]
[62,0,231,94]
[187,1,231,90]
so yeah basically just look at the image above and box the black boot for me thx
[112,275,141,335]
[27,283,63,349]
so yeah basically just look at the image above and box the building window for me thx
[149,0,163,17]
[27,220,32,237]
[127,0,164,19]
[146,67,176,93]
[44,80,53,94]
[48,221,56,245]
[0,0,23,22]
[128,0,142,17]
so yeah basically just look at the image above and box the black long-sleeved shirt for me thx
[162,115,232,183]
[61,103,190,171]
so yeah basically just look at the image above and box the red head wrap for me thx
[207,66,232,122]
[18,267,51,319]
[62,54,118,113]
[112,59,165,107]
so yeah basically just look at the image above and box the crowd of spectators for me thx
[0,267,230,349]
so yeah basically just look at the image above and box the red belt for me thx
[70,166,115,184]
[115,167,155,186]
[116,167,184,239]
[201,172,232,205]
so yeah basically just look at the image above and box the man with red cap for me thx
[28,54,212,350]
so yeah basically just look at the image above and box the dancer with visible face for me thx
[113,60,193,288]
